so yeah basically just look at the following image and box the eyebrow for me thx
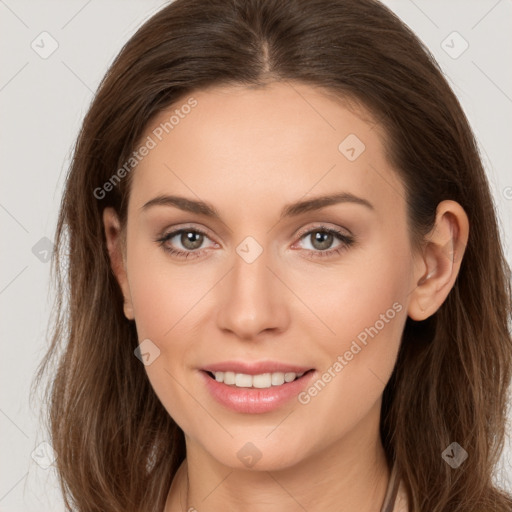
[140,192,374,219]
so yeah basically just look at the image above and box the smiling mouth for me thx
[204,369,315,389]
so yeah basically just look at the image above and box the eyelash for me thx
[155,225,355,260]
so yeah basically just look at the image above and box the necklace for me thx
[179,468,190,512]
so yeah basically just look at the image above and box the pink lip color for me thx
[200,369,317,414]
[202,360,312,375]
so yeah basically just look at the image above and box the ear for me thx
[103,207,134,320]
[407,200,469,321]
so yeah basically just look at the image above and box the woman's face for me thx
[107,81,422,470]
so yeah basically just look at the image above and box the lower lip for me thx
[200,370,316,414]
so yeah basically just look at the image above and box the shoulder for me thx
[381,461,410,512]
[393,479,410,512]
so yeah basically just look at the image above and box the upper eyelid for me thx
[160,222,349,237]
[294,223,353,239]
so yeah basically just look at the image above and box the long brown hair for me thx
[32,0,512,510]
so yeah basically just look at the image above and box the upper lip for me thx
[201,361,314,375]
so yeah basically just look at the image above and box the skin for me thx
[103,81,469,512]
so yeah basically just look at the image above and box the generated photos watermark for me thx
[298,301,403,405]
[93,96,198,200]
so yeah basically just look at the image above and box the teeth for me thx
[212,371,305,388]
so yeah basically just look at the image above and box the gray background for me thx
[1,0,511,510]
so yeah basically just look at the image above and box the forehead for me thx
[128,81,405,219]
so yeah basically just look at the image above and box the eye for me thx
[294,225,355,259]
[156,224,355,260]
[155,227,217,259]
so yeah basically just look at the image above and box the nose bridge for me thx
[233,236,271,293]
[215,235,287,338]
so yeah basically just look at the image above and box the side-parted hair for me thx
[32,0,512,510]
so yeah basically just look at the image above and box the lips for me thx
[201,361,313,375]
[199,361,317,414]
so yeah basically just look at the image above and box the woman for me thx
[32,0,512,511]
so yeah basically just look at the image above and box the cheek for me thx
[310,235,411,392]
[125,240,214,341]
[319,239,410,338]
[124,249,205,425]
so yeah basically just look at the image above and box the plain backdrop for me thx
[1,0,511,510]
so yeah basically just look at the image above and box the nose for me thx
[215,242,289,340]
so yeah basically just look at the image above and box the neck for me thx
[165,404,390,512]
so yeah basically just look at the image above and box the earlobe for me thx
[407,200,469,321]
[102,207,135,320]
